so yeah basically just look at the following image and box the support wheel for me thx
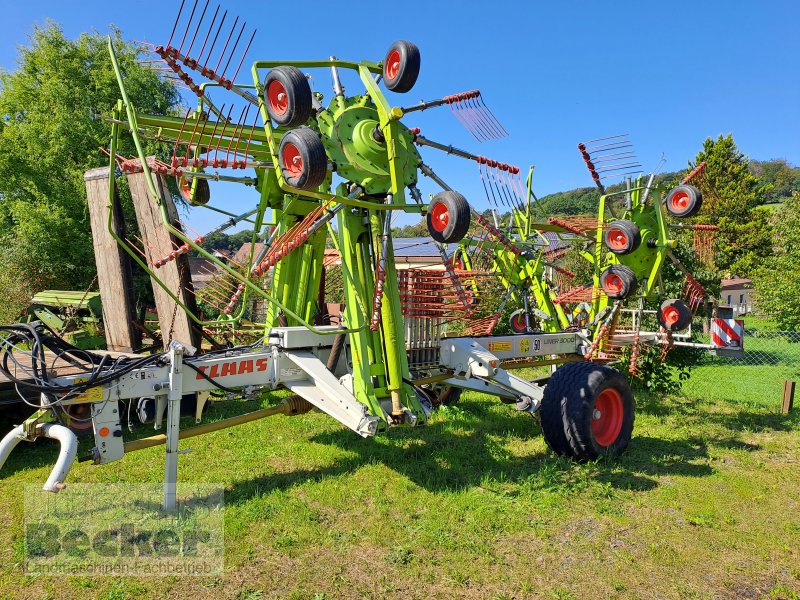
[658,298,693,331]
[540,361,634,460]
[599,264,637,299]
[278,127,328,190]
[604,220,641,255]
[263,66,313,128]
[178,175,210,205]
[665,184,702,218]
[509,309,528,334]
[427,191,471,244]
[434,385,461,407]
[383,41,421,93]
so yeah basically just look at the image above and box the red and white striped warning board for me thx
[711,318,744,349]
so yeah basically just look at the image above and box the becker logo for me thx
[195,358,269,380]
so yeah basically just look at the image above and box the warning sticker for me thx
[487,341,512,352]
[72,377,104,402]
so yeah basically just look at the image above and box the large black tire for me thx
[383,41,420,93]
[263,66,313,128]
[665,184,703,218]
[278,127,328,190]
[658,298,693,331]
[427,191,471,244]
[599,264,637,299]
[540,361,634,460]
[178,175,210,205]
[603,219,641,255]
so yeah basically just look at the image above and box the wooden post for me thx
[84,167,141,352]
[127,165,202,350]
[782,381,796,415]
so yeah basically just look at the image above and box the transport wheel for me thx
[599,264,637,299]
[427,191,471,244]
[383,40,421,93]
[603,219,641,255]
[263,66,313,127]
[509,309,528,334]
[658,298,693,331]
[665,184,703,218]
[64,404,94,437]
[540,361,634,460]
[435,385,461,406]
[178,175,210,205]
[278,127,328,190]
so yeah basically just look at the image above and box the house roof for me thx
[721,277,753,290]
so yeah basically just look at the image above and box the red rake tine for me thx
[468,95,502,140]
[462,96,494,140]
[176,0,200,56]
[231,29,257,84]
[478,94,508,137]
[203,9,228,72]
[220,20,247,81]
[457,98,490,142]
[167,0,187,48]
[214,15,239,75]
[448,99,481,143]
[185,0,210,58]
[225,105,248,164]
[172,109,193,166]
[196,4,220,66]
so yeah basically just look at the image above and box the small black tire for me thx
[427,191,471,244]
[604,220,641,255]
[383,41,421,93]
[665,184,703,218]
[177,175,210,205]
[540,361,634,460]
[658,298,693,331]
[436,385,461,407]
[509,309,528,334]
[599,264,637,299]
[263,66,313,128]
[278,127,328,190]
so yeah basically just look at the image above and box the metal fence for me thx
[682,329,800,409]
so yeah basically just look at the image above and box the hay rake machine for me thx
[0,0,735,509]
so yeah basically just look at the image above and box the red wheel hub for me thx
[430,202,449,232]
[670,190,690,211]
[511,314,526,332]
[267,80,289,115]
[179,178,192,200]
[592,387,624,447]
[385,49,401,80]
[603,273,623,294]
[662,305,680,327]
[607,228,629,251]
[282,143,303,178]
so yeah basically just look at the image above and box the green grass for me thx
[1,385,800,599]
[683,325,799,409]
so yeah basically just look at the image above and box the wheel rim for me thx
[607,228,629,251]
[670,190,690,212]
[603,272,623,294]
[662,305,681,327]
[592,387,624,447]
[430,202,449,232]
[179,178,192,201]
[281,142,303,178]
[385,49,401,80]
[66,403,93,434]
[267,80,289,116]
[511,313,526,332]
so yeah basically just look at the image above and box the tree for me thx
[749,159,800,204]
[690,135,772,277]
[0,23,178,322]
[754,192,800,330]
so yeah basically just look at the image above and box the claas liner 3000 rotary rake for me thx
[0,1,733,509]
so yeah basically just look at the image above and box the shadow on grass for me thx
[223,403,721,505]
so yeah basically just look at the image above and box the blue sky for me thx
[1,1,798,232]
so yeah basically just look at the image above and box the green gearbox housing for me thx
[317,95,420,195]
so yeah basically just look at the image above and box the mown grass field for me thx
[2,365,800,600]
